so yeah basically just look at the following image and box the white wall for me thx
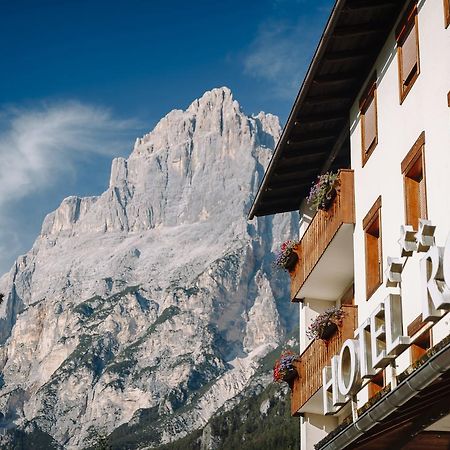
[349,0,450,403]
[296,1,449,445]
[350,0,450,335]
[301,413,338,450]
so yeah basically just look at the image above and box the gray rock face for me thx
[0,87,298,449]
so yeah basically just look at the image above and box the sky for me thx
[0,0,334,274]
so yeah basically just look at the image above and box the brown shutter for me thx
[364,197,382,299]
[419,174,427,220]
[404,176,419,229]
[402,133,427,230]
[401,26,418,85]
[364,98,377,153]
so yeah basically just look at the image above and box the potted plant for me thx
[306,306,345,341]
[273,350,299,383]
[274,240,299,272]
[307,171,339,211]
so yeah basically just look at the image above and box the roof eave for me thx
[248,0,345,220]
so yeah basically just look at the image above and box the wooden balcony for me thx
[290,305,358,415]
[290,169,355,302]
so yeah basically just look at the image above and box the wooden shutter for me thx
[401,26,418,85]
[396,2,419,101]
[445,0,450,28]
[360,76,378,166]
[363,197,382,299]
[364,98,377,153]
[402,132,426,230]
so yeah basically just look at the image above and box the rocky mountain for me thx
[0,87,299,449]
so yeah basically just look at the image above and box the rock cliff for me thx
[0,87,298,449]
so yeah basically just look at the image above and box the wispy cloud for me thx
[243,3,332,100]
[0,102,138,206]
[0,102,140,274]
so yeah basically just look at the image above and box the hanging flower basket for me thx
[307,172,339,212]
[306,306,345,342]
[274,240,299,272]
[318,322,338,340]
[273,350,299,384]
[319,187,337,211]
[284,251,298,271]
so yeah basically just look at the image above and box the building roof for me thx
[248,0,406,219]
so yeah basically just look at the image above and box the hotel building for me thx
[249,0,450,448]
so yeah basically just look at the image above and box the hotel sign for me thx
[323,220,450,414]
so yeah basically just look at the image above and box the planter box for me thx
[319,322,338,340]
[285,251,299,272]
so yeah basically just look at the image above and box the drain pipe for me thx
[320,339,450,450]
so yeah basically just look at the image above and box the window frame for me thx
[360,75,378,167]
[363,196,383,300]
[401,132,427,229]
[444,0,450,28]
[396,1,420,104]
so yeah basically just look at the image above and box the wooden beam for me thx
[282,144,329,157]
[324,49,370,62]
[268,177,313,190]
[268,166,318,180]
[273,162,321,177]
[265,183,310,196]
[320,123,350,174]
[287,132,337,145]
[278,153,327,168]
[304,95,351,105]
[256,199,302,216]
[334,23,387,37]
[294,112,347,125]
[313,72,358,85]
[344,0,398,11]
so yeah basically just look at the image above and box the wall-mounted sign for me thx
[323,219,450,414]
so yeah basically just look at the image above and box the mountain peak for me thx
[187,86,237,113]
[35,88,281,238]
[132,87,242,157]
[0,87,297,450]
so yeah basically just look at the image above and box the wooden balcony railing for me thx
[290,305,358,415]
[290,169,355,301]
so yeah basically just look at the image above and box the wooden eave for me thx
[248,0,406,219]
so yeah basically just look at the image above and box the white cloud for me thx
[243,9,329,100]
[0,102,138,207]
[0,102,140,274]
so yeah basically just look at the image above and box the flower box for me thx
[274,240,299,272]
[273,351,299,384]
[306,306,345,342]
[318,322,338,340]
[307,172,339,212]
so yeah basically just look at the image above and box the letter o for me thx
[338,339,361,397]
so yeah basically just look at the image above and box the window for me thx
[360,76,378,166]
[368,370,385,399]
[364,197,382,300]
[407,315,432,364]
[396,2,420,103]
[402,132,426,230]
[445,0,450,28]
[411,330,431,363]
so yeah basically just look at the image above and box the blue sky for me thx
[0,0,333,274]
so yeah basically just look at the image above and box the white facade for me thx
[298,1,450,448]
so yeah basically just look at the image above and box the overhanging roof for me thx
[248,0,406,219]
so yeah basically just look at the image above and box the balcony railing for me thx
[290,169,355,301]
[290,305,358,415]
